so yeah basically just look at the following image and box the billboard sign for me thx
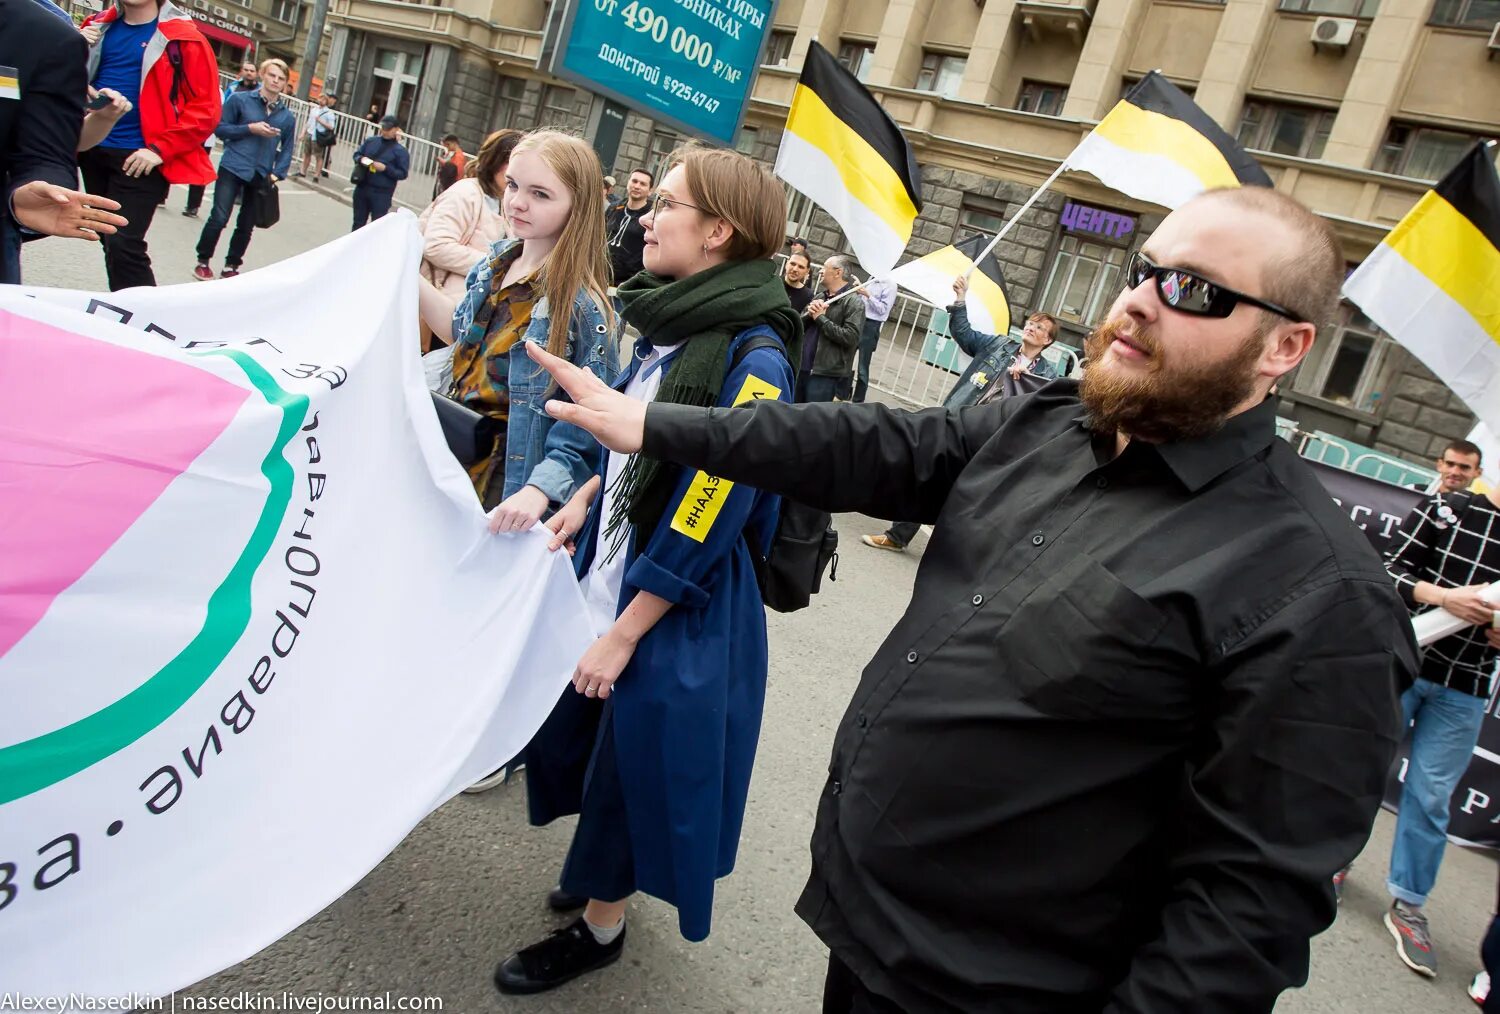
[552,0,779,146]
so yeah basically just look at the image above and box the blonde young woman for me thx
[492,145,800,995]
[417,129,618,520]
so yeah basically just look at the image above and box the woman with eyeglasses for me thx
[491,144,800,995]
[416,129,618,524]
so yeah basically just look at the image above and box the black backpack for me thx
[730,331,840,613]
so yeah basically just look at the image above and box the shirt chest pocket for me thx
[998,554,1194,723]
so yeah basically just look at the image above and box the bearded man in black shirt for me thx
[524,186,1419,1014]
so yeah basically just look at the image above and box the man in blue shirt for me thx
[192,57,294,280]
[350,115,409,230]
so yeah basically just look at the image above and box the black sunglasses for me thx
[1127,252,1304,323]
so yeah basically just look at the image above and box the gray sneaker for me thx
[1384,901,1437,978]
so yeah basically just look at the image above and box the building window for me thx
[1431,0,1500,27]
[1236,101,1335,159]
[1277,0,1380,16]
[1015,80,1069,116]
[1375,122,1490,180]
[1293,304,1392,410]
[837,40,875,82]
[735,126,759,156]
[785,186,815,243]
[957,205,1006,244]
[370,49,423,127]
[542,84,586,127]
[764,30,795,67]
[271,0,298,23]
[494,76,528,130]
[647,127,683,180]
[1038,236,1129,329]
[916,52,967,99]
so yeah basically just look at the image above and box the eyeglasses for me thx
[650,193,706,217]
[1126,252,1305,323]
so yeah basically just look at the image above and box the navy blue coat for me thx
[526,326,794,941]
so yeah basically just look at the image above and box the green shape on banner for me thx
[0,349,307,804]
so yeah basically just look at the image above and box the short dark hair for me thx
[629,167,654,185]
[1027,312,1059,342]
[1442,439,1483,466]
[441,133,460,144]
[787,251,810,268]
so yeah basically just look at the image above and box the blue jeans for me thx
[804,374,841,403]
[853,318,884,402]
[1388,677,1488,906]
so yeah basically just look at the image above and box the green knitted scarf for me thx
[603,258,803,557]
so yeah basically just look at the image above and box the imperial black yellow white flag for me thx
[775,41,923,275]
[889,232,1011,337]
[1344,142,1500,428]
[1065,71,1272,209]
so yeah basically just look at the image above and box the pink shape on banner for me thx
[0,309,251,657]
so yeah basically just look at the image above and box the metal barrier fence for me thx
[217,77,451,213]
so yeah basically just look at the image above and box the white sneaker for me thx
[462,763,522,794]
[1471,970,1490,1006]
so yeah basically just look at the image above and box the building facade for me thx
[324,0,1500,462]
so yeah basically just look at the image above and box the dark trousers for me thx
[352,186,393,230]
[804,374,842,403]
[823,956,905,1014]
[195,168,260,268]
[854,318,884,402]
[885,520,920,548]
[77,146,170,290]
[185,183,206,212]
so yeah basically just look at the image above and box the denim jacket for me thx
[452,238,620,503]
[943,303,1060,409]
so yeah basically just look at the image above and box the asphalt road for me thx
[17,184,1497,1013]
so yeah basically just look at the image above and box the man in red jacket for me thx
[80,0,218,290]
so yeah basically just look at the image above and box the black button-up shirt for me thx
[644,380,1417,1014]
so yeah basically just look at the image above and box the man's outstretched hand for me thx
[528,342,646,454]
[10,182,127,239]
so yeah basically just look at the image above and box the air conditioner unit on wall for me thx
[1311,16,1356,51]
[192,0,207,8]
[233,13,249,25]
[254,20,267,30]
[212,5,227,17]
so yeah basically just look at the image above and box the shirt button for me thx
[1096,476,1109,489]
[906,650,919,664]
[856,713,868,728]
[972,594,984,606]
[831,780,843,795]
[1031,533,1045,546]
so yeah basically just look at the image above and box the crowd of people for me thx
[5,3,1500,1010]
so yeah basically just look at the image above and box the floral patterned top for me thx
[449,244,537,494]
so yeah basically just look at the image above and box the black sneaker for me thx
[181,208,199,218]
[547,886,587,912]
[494,918,625,995]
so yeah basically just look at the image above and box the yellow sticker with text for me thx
[669,372,782,542]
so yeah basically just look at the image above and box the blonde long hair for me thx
[508,130,615,357]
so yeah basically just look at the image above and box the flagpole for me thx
[963,159,1070,281]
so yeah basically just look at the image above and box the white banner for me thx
[0,213,594,1003]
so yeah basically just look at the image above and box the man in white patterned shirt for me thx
[1377,439,1500,980]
